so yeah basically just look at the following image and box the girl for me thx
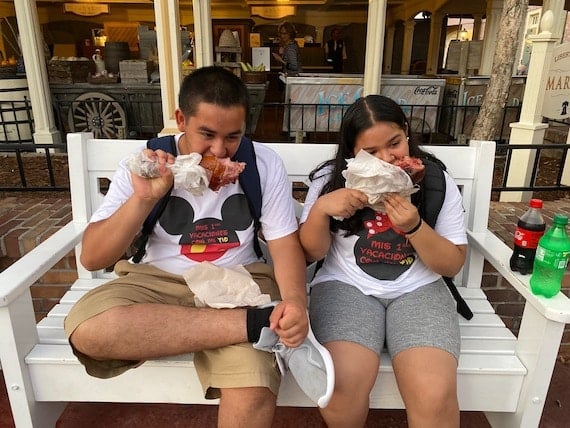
[299,95,466,427]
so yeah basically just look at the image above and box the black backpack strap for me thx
[412,158,446,227]
[443,277,474,320]
[233,136,264,259]
[414,159,473,320]
[132,136,176,263]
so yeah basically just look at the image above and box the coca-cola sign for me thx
[414,86,440,96]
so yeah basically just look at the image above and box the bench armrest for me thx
[468,230,570,324]
[0,221,86,307]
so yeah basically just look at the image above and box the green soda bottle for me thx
[530,214,570,298]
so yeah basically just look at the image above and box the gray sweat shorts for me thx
[309,279,460,360]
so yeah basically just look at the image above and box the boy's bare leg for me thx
[218,387,276,428]
[70,303,249,360]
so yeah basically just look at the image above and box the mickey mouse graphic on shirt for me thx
[354,208,416,280]
[159,193,253,262]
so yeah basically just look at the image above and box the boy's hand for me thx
[131,149,176,201]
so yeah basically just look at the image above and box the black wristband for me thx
[404,218,423,235]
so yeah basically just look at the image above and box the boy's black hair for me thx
[178,66,250,125]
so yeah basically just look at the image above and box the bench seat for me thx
[27,281,527,411]
[2,133,570,428]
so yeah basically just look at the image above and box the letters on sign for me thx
[543,43,570,119]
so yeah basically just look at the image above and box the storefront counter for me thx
[283,74,445,134]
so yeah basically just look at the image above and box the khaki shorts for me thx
[64,259,281,399]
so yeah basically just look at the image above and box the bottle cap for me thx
[553,213,568,225]
[529,199,543,208]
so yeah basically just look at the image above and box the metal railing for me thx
[0,98,34,144]
[0,141,68,191]
[493,143,570,195]
[247,101,520,145]
[2,100,569,199]
[46,97,522,145]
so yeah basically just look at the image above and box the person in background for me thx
[273,22,302,75]
[325,27,347,73]
[64,66,332,427]
[299,95,466,427]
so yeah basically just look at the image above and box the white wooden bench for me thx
[1,132,570,427]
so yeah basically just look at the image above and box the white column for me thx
[383,26,395,75]
[479,0,504,75]
[544,0,567,38]
[155,0,183,135]
[363,0,386,95]
[192,0,213,67]
[502,2,564,202]
[426,12,444,75]
[14,0,60,145]
[401,19,416,75]
[155,0,213,135]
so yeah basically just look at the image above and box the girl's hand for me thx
[383,193,420,233]
[383,193,467,277]
[314,188,368,219]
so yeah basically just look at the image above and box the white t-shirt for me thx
[91,135,298,275]
[300,166,467,298]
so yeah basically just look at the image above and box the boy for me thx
[65,66,332,427]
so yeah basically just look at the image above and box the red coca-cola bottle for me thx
[509,199,546,275]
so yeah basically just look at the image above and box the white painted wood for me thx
[486,301,567,428]
[469,230,570,323]
[264,143,337,183]
[59,290,88,304]
[24,344,524,411]
[0,222,83,307]
[70,278,112,291]
[42,304,74,318]
[0,280,67,427]
[2,134,569,427]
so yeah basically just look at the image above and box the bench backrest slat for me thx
[67,133,495,288]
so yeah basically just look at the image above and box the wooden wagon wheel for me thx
[68,92,127,139]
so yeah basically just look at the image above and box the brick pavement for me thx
[489,198,570,248]
[0,194,72,262]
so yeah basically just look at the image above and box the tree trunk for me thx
[471,0,529,141]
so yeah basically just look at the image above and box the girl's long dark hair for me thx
[309,94,445,235]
